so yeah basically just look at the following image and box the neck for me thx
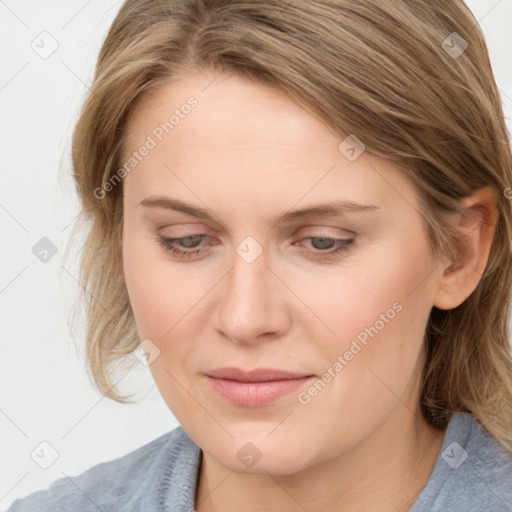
[194,406,447,512]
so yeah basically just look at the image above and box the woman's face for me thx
[121,69,446,474]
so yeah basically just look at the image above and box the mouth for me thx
[203,367,316,407]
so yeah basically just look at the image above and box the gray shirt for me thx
[5,412,512,511]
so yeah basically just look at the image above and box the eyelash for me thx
[153,234,355,261]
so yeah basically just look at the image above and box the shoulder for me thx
[412,412,512,512]
[4,425,199,512]
[462,413,512,508]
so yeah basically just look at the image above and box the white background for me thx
[1,0,511,509]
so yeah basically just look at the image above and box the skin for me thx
[120,69,498,512]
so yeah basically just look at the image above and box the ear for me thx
[433,186,498,310]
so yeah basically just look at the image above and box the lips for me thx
[204,367,314,382]
[203,367,316,407]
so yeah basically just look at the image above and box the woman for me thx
[7,0,512,510]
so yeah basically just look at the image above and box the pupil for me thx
[181,235,202,248]
[312,237,334,250]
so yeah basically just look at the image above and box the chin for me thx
[202,433,320,475]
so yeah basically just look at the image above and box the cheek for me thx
[296,239,431,347]
[122,239,206,415]
[122,232,210,339]
[287,240,434,456]
[299,234,434,395]
[122,257,166,339]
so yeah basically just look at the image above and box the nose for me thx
[213,242,291,345]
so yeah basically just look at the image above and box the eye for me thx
[153,234,209,259]
[296,236,355,260]
[153,234,355,261]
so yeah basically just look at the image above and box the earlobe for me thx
[433,187,498,311]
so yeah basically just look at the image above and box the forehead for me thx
[124,70,337,156]
[121,71,418,219]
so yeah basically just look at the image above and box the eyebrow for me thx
[139,196,380,223]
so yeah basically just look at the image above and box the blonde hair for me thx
[68,0,512,454]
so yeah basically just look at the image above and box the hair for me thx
[68,0,512,455]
